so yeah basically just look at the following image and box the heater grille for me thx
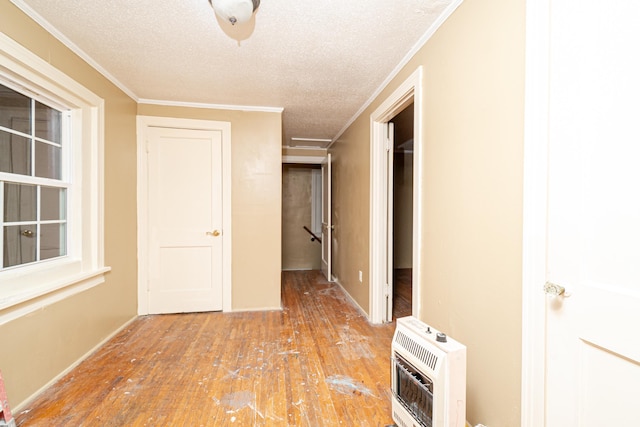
[395,330,439,371]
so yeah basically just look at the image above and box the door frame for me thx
[370,67,423,324]
[136,116,232,315]
[521,0,550,424]
[320,153,333,281]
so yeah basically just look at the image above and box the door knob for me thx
[206,230,221,237]
[544,281,567,297]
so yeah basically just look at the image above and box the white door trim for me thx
[136,116,232,314]
[281,155,326,164]
[370,67,423,324]
[521,0,549,425]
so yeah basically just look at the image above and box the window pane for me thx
[40,223,66,260]
[0,130,31,175]
[35,141,61,179]
[41,187,66,221]
[3,224,37,267]
[0,84,31,134]
[4,183,36,222]
[35,101,62,144]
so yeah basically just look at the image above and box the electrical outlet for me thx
[358,270,363,282]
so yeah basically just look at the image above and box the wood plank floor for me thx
[392,268,412,320]
[16,271,396,426]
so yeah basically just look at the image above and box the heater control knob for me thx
[436,332,447,343]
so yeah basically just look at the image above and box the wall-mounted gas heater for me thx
[391,316,466,427]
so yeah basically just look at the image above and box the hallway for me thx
[16,271,396,426]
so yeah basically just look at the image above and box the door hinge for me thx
[384,283,391,297]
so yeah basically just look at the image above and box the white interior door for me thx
[385,122,394,321]
[544,2,640,425]
[147,126,223,314]
[321,153,332,281]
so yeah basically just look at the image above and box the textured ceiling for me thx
[12,0,458,148]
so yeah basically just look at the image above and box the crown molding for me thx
[10,0,139,102]
[138,98,284,113]
[330,0,464,148]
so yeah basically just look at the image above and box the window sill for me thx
[0,265,111,326]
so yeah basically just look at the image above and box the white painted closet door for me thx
[545,2,640,425]
[147,127,223,314]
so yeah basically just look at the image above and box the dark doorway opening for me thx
[391,103,414,319]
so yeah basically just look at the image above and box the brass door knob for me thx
[206,230,221,237]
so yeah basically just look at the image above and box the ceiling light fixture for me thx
[208,0,260,26]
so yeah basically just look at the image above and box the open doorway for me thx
[281,163,322,271]
[370,67,423,324]
[391,104,414,319]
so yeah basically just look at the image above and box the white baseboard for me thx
[13,315,138,412]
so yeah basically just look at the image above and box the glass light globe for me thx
[211,0,255,25]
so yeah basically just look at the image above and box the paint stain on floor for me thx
[219,391,255,411]
[325,375,378,398]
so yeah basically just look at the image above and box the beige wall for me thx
[138,104,282,311]
[282,165,322,270]
[0,0,138,407]
[330,123,371,310]
[330,0,525,425]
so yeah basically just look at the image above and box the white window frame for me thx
[0,33,109,325]
[0,83,69,269]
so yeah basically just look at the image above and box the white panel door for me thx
[545,2,640,425]
[147,127,223,314]
[385,122,394,321]
[321,153,332,281]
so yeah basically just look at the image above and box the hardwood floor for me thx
[16,271,396,426]
[392,268,412,320]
